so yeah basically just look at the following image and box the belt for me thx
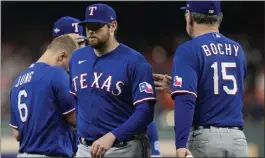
[192,126,243,131]
[79,137,135,148]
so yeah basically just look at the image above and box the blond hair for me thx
[46,34,79,55]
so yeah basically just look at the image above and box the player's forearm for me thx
[111,101,155,142]
[11,128,20,142]
[174,94,195,149]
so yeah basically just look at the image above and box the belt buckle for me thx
[114,141,127,148]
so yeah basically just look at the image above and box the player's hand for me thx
[68,33,86,48]
[176,148,193,157]
[153,74,172,93]
[91,132,116,158]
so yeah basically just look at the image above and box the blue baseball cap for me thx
[79,3,116,25]
[180,1,221,15]
[52,16,86,40]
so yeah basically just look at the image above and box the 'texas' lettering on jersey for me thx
[72,72,124,96]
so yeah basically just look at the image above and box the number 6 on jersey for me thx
[18,90,28,122]
[211,62,238,95]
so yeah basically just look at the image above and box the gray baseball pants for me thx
[188,126,248,157]
[76,135,151,157]
[17,153,49,157]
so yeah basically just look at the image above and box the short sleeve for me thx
[51,67,75,115]
[171,46,198,98]
[130,62,156,105]
[10,105,18,129]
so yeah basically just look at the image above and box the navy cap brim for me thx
[180,6,187,10]
[78,19,108,25]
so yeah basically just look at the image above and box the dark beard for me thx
[89,34,109,50]
[90,40,107,50]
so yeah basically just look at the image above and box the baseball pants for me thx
[188,126,248,157]
[17,153,48,157]
[76,135,151,157]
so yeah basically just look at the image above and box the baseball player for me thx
[53,15,162,158]
[9,35,79,157]
[69,3,156,157]
[154,1,248,157]
[53,16,162,157]
[52,16,87,155]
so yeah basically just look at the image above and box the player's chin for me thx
[89,43,100,48]
[89,42,104,49]
[88,40,98,45]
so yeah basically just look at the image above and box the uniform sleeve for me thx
[51,68,75,115]
[130,62,156,105]
[171,46,198,99]
[9,90,18,129]
[10,107,18,129]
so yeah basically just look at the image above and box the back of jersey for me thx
[194,32,246,127]
[10,63,74,157]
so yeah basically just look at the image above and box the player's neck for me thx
[192,24,219,38]
[36,52,57,67]
[94,38,119,57]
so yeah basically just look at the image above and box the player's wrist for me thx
[105,132,116,143]
[175,143,187,150]
[110,130,120,142]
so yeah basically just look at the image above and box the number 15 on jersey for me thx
[211,62,238,95]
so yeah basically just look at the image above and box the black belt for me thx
[79,137,135,148]
[192,126,243,131]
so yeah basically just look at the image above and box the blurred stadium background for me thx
[1,1,264,157]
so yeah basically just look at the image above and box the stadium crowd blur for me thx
[1,2,264,125]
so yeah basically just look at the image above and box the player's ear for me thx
[110,21,118,33]
[58,51,67,62]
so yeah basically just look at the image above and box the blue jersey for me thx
[69,44,156,141]
[171,33,246,127]
[9,63,75,157]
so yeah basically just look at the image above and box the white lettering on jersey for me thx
[72,23,79,33]
[201,43,239,57]
[72,72,124,96]
[89,7,97,15]
[233,45,239,56]
[15,71,34,87]
[217,43,224,55]
[80,74,88,89]
[91,72,103,88]
[72,76,78,92]
[101,76,112,92]
[112,81,124,96]
[201,45,211,56]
